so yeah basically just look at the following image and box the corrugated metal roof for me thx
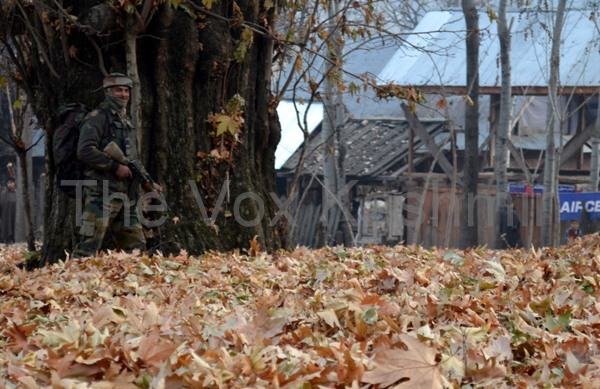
[280,119,446,177]
[379,9,600,88]
[511,133,591,152]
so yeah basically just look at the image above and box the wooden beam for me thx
[559,123,596,166]
[401,104,463,187]
[413,85,599,96]
[506,140,533,182]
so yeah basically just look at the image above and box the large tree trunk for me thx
[461,0,480,248]
[8,1,288,265]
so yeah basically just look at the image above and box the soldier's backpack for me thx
[53,103,91,198]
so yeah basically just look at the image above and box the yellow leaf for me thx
[214,114,240,136]
[487,7,499,22]
[362,334,442,388]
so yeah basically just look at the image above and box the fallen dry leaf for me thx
[2,235,600,386]
[362,334,443,388]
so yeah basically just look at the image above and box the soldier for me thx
[72,73,147,257]
[499,202,523,249]
[0,177,17,244]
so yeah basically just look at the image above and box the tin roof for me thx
[378,9,600,93]
[280,119,447,177]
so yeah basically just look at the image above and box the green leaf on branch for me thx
[13,96,26,111]
[233,28,254,63]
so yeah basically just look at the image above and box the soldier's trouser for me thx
[73,194,146,257]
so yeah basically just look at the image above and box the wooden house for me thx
[278,6,600,248]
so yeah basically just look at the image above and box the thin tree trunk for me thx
[495,0,512,248]
[461,0,480,248]
[125,31,144,158]
[320,0,344,247]
[542,0,567,247]
[589,94,600,191]
[16,150,36,251]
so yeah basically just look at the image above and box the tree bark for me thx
[461,0,480,248]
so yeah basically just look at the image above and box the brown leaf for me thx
[362,334,442,388]
[249,235,261,257]
[137,329,178,367]
[4,322,39,353]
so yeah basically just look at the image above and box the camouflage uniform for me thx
[73,78,146,257]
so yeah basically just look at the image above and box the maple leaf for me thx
[4,322,39,352]
[362,334,442,389]
[214,114,238,136]
[137,328,178,367]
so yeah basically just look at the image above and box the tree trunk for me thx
[461,0,480,248]
[320,0,346,247]
[541,0,566,247]
[16,150,36,251]
[589,94,600,191]
[8,1,288,265]
[495,0,512,248]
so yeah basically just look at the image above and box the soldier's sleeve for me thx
[77,110,120,172]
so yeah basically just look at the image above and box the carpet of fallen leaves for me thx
[2,235,600,388]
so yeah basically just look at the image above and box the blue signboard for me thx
[508,183,576,195]
[558,192,600,221]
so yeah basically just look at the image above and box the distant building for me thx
[279,6,600,248]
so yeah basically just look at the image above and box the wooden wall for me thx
[402,180,576,249]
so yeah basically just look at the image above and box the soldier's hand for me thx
[115,164,132,180]
[152,183,163,193]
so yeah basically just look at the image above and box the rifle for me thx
[103,141,170,211]
[104,141,170,246]
[103,141,156,193]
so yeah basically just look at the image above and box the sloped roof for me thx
[378,8,600,94]
[280,119,447,178]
